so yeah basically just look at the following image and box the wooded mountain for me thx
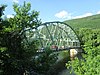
[64,14,100,29]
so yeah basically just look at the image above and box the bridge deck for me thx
[37,46,82,53]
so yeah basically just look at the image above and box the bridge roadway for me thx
[37,46,82,53]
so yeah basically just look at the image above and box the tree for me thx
[0,5,7,17]
[0,2,58,75]
[66,28,100,75]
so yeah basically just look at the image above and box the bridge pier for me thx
[70,48,82,60]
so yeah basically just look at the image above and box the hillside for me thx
[64,14,100,29]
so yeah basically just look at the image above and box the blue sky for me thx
[1,0,100,22]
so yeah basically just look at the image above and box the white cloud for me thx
[7,15,14,18]
[55,10,72,19]
[12,0,19,3]
[97,11,100,14]
[73,13,93,19]
[55,11,94,20]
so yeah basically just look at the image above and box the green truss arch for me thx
[26,21,81,51]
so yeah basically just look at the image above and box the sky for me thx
[1,0,100,22]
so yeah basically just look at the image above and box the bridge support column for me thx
[70,49,78,60]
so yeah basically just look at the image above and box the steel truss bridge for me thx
[26,21,81,52]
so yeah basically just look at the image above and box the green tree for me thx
[0,2,58,75]
[66,28,100,75]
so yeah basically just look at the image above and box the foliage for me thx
[0,2,58,75]
[0,4,7,17]
[66,28,100,75]
[32,47,58,75]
